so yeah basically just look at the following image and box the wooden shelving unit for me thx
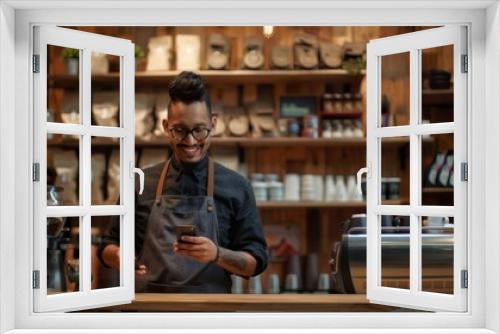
[257,200,365,209]
[422,89,453,106]
[256,199,405,209]
[48,69,365,88]
[48,135,432,148]
[422,187,453,193]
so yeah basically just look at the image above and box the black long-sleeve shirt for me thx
[98,154,268,276]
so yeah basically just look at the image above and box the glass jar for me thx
[343,93,354,113]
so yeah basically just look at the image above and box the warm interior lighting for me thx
[263,26,274,39]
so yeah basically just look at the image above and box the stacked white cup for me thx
[284,174,300,201]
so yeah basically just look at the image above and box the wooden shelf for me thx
[93,293,398,312]
[422,187,453,193]
[256,199,407,209]
[422,89,453,106]
[257,200,365,208]
[321,112,363,118]
[48,136,427,149]
[48,69,365,88]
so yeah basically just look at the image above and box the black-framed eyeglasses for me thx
[167,126,212,142]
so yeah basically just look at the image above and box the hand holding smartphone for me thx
[175,225,197,243]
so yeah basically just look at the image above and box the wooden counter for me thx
[95,293,399,312]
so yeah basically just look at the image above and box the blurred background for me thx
[45,26,455,311]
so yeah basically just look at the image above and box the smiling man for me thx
[98,71,268,293]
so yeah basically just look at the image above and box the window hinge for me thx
[461,54,468,73]
[461,269,468,289]
[32,55,40,73]
[33,163,40,182]
[33,270,40,289]
[461,162,468,182]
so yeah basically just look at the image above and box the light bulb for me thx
[263,26,274,39]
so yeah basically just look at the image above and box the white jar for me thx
[284,174,300,201]
[324,175,336,201]
[334,175,348,201]
[268,181,284,201]
[251,181,268,202]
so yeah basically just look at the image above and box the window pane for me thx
[47,216,80,294]
[91,53,120,127]
[421,216,454,294]
[421,45,454,124]
[380,137,409,205]
[91,216,120,290]
[380,215,410,290]
[422,133,454,206]
[380,52,410,127]
[91,137,121,205]
[47,45,80,124]
[47,135,80,206]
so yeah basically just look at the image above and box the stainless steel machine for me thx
[331,222,454,294]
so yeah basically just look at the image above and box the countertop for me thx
[95,293,399,312]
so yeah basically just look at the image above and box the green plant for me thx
[135,45,145,60]
[342,57,366,75]
[61,48,79,60]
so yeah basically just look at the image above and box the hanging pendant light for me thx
[263,26,274,39]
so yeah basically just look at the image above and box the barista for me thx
[98,71,268,293]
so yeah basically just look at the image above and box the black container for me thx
[429,69,451,89]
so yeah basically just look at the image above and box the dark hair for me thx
[168,71,211,117]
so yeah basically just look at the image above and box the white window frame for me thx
[1,1,499,333]
[366,26,468,312]
[32,26,136,312]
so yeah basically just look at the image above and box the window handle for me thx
[356,163,371,196]
[130,162,145,195]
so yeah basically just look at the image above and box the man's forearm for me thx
[101,244,120,270]
[215,247,257,277]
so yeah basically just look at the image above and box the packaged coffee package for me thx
[206,33,229,70]
[52,150,79,205]
[91,153,106,205]
[92,92,119,127]
[106,150,120,205]
[135,93,155,140]
[176,34,201,71]
[242,36,265,70]
[153,94,169,136]
[91,52,109,74]
[61,91,80,125]
[146,35,173,71]
[319,42,343,69]
[293,32,319,69]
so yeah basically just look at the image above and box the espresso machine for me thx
[46,166,76,293]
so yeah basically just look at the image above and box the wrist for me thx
[211,245,220,263]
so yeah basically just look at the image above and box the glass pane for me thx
[422,133,454,206]
[91,53,120,127]
[380,215,410,289]
[47,45,80,124]
[380,52,410,127]
[47,136,80,206]
[380,137,409,205]
[91,216,121,290]
[47,216,80,294]
[91,137,121,205]
[421,45,454,124]
[421,216,454,294]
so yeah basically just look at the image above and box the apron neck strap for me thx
[207,158,214,197]
[154,157,214,205]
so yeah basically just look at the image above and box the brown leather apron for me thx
[135,158,230,293]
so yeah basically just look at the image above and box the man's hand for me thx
[102,244,147,277]
[174,236,218,263]
[135,263,147,277]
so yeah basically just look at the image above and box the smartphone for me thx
[175,225,197,242]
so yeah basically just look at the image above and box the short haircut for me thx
[167,71,212,117]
